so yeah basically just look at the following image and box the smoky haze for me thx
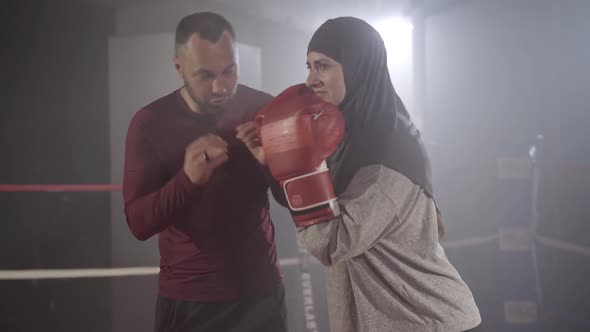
[1,0,588,331]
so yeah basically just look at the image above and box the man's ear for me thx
[173,57,182,78]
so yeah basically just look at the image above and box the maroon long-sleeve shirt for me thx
[122,85,286,301]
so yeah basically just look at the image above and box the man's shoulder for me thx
[235,84,273,108]
[129,89,180,129]
[143,89,180,113]
[133,89,179,118]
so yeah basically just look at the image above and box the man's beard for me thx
[185,84,235,115]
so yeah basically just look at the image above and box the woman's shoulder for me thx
[342,165,419,203]
[347,165,416,190]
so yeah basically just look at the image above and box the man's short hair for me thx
[175,12,235,54]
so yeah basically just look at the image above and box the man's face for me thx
[305,51,346,106]
[174,31,238,114]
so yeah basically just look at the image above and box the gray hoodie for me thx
[297,165,481,332]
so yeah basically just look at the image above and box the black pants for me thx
[154,285,287,332]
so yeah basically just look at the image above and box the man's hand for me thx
[183,135,229,185]
[236,121,266,165]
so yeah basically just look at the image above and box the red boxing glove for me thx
[257,84,345,227]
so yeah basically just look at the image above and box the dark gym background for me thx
[1,0,588,331]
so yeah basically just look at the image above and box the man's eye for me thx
[318,63,328,70]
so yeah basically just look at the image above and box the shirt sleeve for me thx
[296,165,421,266]
[249,91,289,208]
[259,165,288,207]
[122,111,201,241]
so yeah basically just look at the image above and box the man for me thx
[122,12,287,332]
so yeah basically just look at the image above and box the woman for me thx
[297,17,482,331]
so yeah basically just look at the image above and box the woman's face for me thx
[305,51,346,106]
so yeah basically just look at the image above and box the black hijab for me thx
[308,17,444,236]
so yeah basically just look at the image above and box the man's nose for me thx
[212,78,228,95]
